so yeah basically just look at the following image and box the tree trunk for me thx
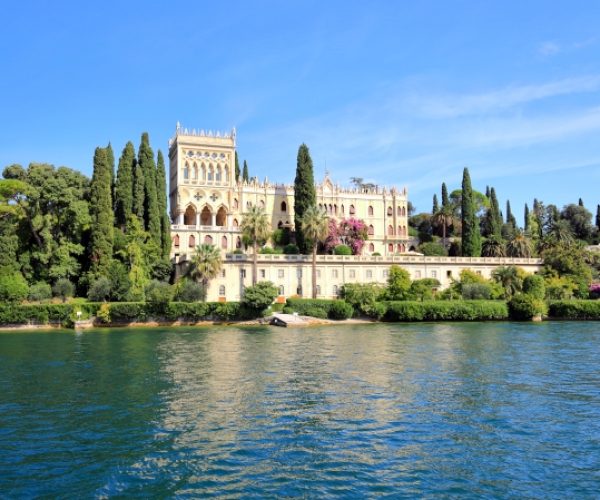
[312,246,317,299]
[252,240,258,285]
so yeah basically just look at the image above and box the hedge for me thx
[548,300,600,320]
[383,300,508,322]
[0,303,102,327]
[284,298,353,320]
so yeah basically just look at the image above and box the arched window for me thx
[402,207,406,216]
[183,163,189,180]
[200,206,211,226]
[387,206,392,216]
[189,235,195,248]
[259,200,265,209]
[329,204,333,214]
[236,237,242,248]
[281,201,287,212]
[192,162,198,180]
[224,166,229,183]
[318,203,322,210]
[219,285,226,296]
[388,243,393,252]
[208,164,214,181]
[368,206,374,216]
[368,225,374,236]
[397,243,403,253]
[388,225,394,236]
[184,205,196,225]
[173,235,180,248]
[349,204,355,215]
[277,221,283,229]
[216,166,222,182]
[397,206,401,216]
[216,207,226,226]
[201,163,206,180]
[246,201,252,209]
[204,235,213,245]
[341,204,345,214]
[233,198,239,209]
[398,226,402,236]
[368,243,375,252]
[221,235,227,249]
[278,285,284,295]
[233,218,239,228]
[334,204,337,214]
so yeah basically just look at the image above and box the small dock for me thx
[270,313,307,327]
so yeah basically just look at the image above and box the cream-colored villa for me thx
[168,125,542,301]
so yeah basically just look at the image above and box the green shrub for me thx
[418,241,447,256]
[174,280,206,302]
[282,306,294,314]
[343,283,384,316]
[52,278,74,303]
[409,278,440,301]
[285,298,335,316]
[97,303,111,323]
[548,300,600,320]
[328,300,354,320]
[212,302,245,321]
[523,274,545,300]
[304,307,328,319]
[242,281,278,314]
[385,265,411,300]
[145,280,173,313]
[0,273,29,303]
[28,282,52,302]
[164,302,210,321]
[334,244,352,255]
[108,303,147,322]
[383,300,508,322]
[372,252,381,256]
[283,243,300,254]
[462,283,491,300]
[508,294,547,320]
[88,277,112,302]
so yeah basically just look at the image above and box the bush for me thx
[242,281,278,314]
[285,298,334,316]
[383,300,508,322]
[53,278,74,303]
[174,280,206,302]
[97,303,111,323]
[145,280,173,313]
[108,260,131,301]
[328,300,354,320]
[548,300,600,320]
[28,282,52,302]
[341,283,384,317]
[508,294,547,320]
[523,274,545,300]
[334,244,352,255]
[0,304,78,326]
[409,278,440,301]
[462,283,491,300]
[88,277,112,302]
[304,307,328,319]
[0,273,29,303]
[385,265,411,300]
[372,252,381,256]
[418,241,447,256]
[283,243,300,254]
[108,303,147,322]
[164,302,211,321]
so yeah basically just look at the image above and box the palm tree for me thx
[240,205,270,285]
[482,235,506,257]
[186,243,222,289]
[506,231,532,258]
[492,265,523,299]
[301,205,329,299]
[431,206,455,248]
[548,219,574,246]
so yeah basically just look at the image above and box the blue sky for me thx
[1,1,600,222]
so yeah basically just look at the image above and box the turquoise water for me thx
[1,322,599,498]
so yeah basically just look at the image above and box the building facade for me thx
[168,124,410,262]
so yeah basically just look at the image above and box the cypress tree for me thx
[133,157,145,221]
[138,133,161,247]
[579,198,584,207]
[485,185,490,198]
[294,143,316,254]
[524,203,530,231]
[432,194,439,214]
[89,147,114,276]
[235,152,240,181]
[489,187,502,238]
[596,204,600,231]
[114,141,135,227]
[461,167,481,256]
[106,142,115,195]
[506,200,517,227]
[243,160,249,182]
[441,182,449,208]
[156,150,171,260]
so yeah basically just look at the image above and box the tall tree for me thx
[89,147,114,277]
[242,160,249,182]
[294,144,316,254]
[524,203,530,231]
[432,194,439,214]
[138,133,160,248]
[241,205,270,285]
[114,141,135,227]
[235,151,240,181]
[300,205,329,299]
[596,204,600,232]
[156,150,171,260]
[186,243,222,290]
[578,198,584,207]
[461,168,481,256]
[106,142,115,195]
[441,182,449,208]
[506,200,517,227]
[132,152,145,221]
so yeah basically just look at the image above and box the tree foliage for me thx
[294,144,316,254]
[461,168,481,256]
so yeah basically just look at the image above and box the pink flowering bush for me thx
[589,283,600,299]
[324,217,368,255]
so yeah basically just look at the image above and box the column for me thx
[196,212,201,227]
[212,213,217,227]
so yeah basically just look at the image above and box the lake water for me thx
[1,322,599,498]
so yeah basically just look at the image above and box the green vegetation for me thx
[300,205,330,298]
[461,167,482,256]
[383,301,508,321]
[284,298,353,320]
[241,281,278,315]
[294,143,316,254]
[241,206,270,285]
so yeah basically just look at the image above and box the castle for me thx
[168,125,541,302]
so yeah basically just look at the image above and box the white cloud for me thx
[539,41,561,56]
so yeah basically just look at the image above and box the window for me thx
[383,270,389,278]
[240,269,246,278]
[368,225,374,236]
[332,269,338,278]
[332,285,339,296]
[216,166,222,182]
[341,204,345,214]
[297,285,303,296]
[208,165,214,181]
[188,235,195,248]
[219,285,226,296]
[369,243,375,252]
[387,206,392,216]
[316,285,321,295]
[397,206,402,216]
[233,198,239,209]
[476,271,482,275]
[278,269,285,278]
[278,285,284,295]
[349,204,356,215]
[349,270,356,278]
[366,270,373,279]
[204,235,213,245]
[183,164,189,180]
[447,270,452,278]
[173,235,180,248]
[297,269,302,278]
[221,269,226,278]
[281,201,287,212]
[368,206,374,216]
[259,200,265,209]
[415,270,421,278]
[260,269,266,278]
[388,225,394,236]
[431,271,437,279]
[221,235,227,249]
[388,243,393,252]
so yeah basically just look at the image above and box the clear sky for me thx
[1,1,599,222]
